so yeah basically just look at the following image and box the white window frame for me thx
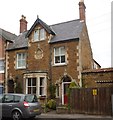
[0,59,4,73]
[33,28,46,41]
[38,77,46,96]
[26,78,37,94]
[26,75,47,97]
[16,53,26,69]
[54,47,66,65]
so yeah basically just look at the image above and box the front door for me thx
[64,83,70,104]
[62,82,71,105]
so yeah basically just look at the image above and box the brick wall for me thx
[82,68,113,88]
[0,38,5,83]
[50,41,79,84]
[7,49,28,92]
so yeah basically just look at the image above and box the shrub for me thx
[46,99,56,110]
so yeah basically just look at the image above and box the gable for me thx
[26,18,55,38]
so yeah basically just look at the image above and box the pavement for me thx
[37,111,113,120]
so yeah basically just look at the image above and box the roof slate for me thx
[8,31,28,50]
[7,18,84,50]
[49,19,83,43]
[0,28,17,42]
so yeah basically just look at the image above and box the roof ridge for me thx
[50,19,81,27]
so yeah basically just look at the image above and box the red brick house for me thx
[5,1,96,104]
[0,29,16,92]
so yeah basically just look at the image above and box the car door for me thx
[2,94,14,117]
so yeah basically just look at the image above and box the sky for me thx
[0,0,111,68]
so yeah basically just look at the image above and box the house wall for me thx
[27,26,50,71]
[0,38,5,84]
[50,40,79,84]
[82,70,113,88]
[76,23,93,86]
[80,24,93,71]
[7,49,28,93]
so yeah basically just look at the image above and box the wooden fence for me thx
[69,87,113,115]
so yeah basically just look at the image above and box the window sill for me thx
[33,39,45,42]
[0,71,4,74]
[16,67,26,70]
[53,63,67,67]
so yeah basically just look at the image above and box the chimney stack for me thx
[20,15,27,33]
[79,0,86,22]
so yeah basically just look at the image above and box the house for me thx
[5,0,95,104]
[0,29,16,93]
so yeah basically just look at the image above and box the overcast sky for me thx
[0,0,111,68]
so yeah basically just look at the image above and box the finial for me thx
[37,15,39,19]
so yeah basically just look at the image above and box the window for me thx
[34,28,45,41]
[4,95,14,103]
[14,95,21,102]
[56,84,59,97]
[27,78,36,94]
[54,47,66,65]
[25,95,38,103]
[26,76,46,97]
[0,60,4,73]
[39,77,45,96]
[16,53,26,69]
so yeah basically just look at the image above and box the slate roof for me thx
[0,28,17,42]
[49,19,83,43]
[8,31,28,50]
[7,18,84,50]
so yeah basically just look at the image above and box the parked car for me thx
[0,93,41,120]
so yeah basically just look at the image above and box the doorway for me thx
[62,75,71,105]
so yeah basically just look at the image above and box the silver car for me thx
[0,93,41,120]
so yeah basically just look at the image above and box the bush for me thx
[46,99,56,110]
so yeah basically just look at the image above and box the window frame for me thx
[39,77,46,96]
[0,59,4,73]
[54,46,66,65]
[26,76,47,97]
[33,28,46,42]
[27,78,37,94]
[16,53,26,69]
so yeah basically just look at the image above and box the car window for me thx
[4,95,14,103]
[25,95,38,103]
[14,95,21,102]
